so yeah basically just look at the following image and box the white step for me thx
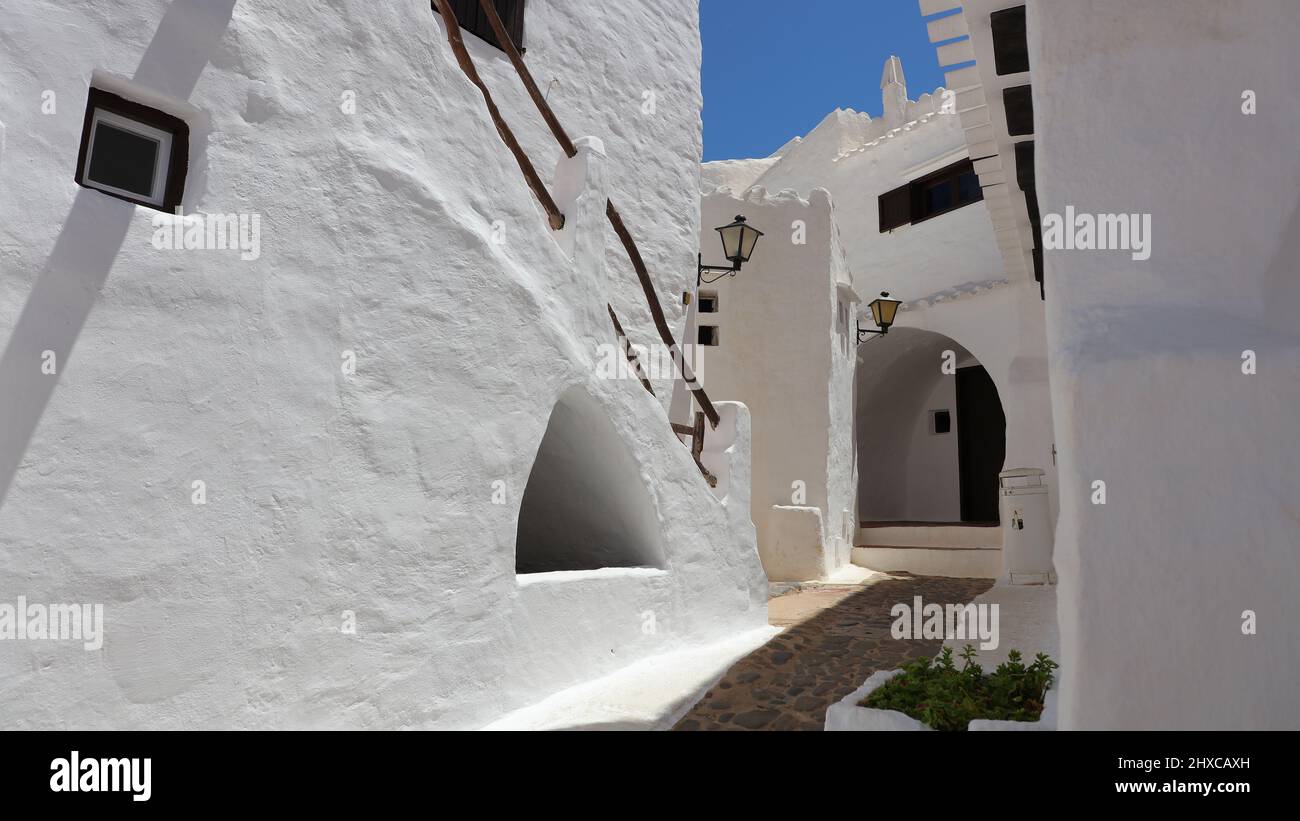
[856,524,1002,549]
[851,545,1001,580]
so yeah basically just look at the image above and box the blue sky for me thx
[701,0,953,161]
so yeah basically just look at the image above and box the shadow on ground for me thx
[673,575,994,731]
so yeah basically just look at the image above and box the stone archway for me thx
[855,328,1006,524]
[514,386,666,575]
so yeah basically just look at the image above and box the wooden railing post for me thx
[690,411,717,488]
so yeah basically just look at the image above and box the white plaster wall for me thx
[747,83,1003,303]
[857,328,968,522]
[898,285,1058,525]
[905,371,960,521]
[708,58,1055,533]
[700,156,780,194]
[693,188,857,580]
[1033,0,1300,729]
[0,0,769,729]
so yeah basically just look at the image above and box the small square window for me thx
[699,292,719,313]
[932,410,952,434]
[75,88,188,210]
[698,325,719,346]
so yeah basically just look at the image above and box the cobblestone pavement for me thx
[673,575,994,731]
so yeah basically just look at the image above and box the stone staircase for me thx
[852,522,1002,579]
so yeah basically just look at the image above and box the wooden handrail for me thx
[607,304,655,396]
[440,0,721,431]
[475,0,577,159]
[606,200,719,428]
[465,1,720,430]
[431,0,565,230]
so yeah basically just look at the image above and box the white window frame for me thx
[81,108,172,208]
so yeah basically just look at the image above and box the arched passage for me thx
[856,328,1006,524]
[515,386,666,575]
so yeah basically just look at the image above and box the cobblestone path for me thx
[673,575,994,731]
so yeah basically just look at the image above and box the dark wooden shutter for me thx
[435,0,525,51]
[878,183,912,232]
[990,5,1029,75]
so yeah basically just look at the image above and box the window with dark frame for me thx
[432,0,526,52]
[75,88,189,211]
[698,325,719,347]
[698,292,719,313]
[878,158,984,232]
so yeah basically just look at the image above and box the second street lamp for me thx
[857,291,903,342]
[698,215,764,285]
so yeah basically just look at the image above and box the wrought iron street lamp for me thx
[698,215,764,285]
[857,291,903,341]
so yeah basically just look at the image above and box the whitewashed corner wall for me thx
[1033,0,1300,729]
[693,188,858,581]
[719,61,1056,530]
[0,0,770,729]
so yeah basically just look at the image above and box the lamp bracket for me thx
[697,254,741,286]
[856,321,888,343]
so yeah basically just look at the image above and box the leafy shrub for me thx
[860,646,1058,731]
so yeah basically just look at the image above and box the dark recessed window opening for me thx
[879,158,984,232]
[433,0,526,52]
[1015,140,1035,191]
[933,410,952,435]
[1010,140,1044,299]
[698,292,718,313]
[698,325,719,346]
[990,5,1030,75]
[75,88,188,210]
[1003,85,1034,136]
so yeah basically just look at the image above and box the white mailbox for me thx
[999,468,1054,585]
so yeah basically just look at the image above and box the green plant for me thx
[860,646,1058,731]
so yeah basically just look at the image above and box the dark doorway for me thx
[956,366,1006,523]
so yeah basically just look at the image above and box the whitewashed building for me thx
[700,52,1056,581]
[0,0,770,729]
[695,0,1300,729]
[904,0,1300,731]
[1,0,1296,733]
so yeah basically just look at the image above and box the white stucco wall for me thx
[856,327,973,522]
[0,0,769,729]
[748,71,999,304]
[716,57,1055,533]
[906,368,960,521]
[1033,0,1300,729]
[692,188,857,581]
[893,284,1058,525]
